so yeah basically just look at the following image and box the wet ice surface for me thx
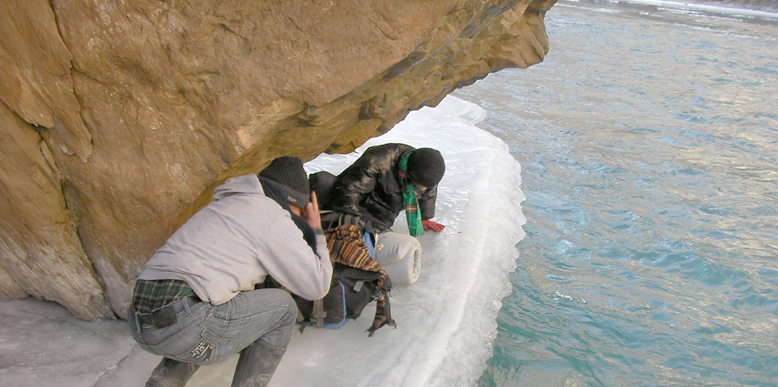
[0,96,525,387]
[0,297,142,387]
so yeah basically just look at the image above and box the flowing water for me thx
[453,1,778,385]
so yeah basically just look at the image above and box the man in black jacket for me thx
[322,143,445,236]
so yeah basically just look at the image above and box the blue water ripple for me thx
[456,3,778,385]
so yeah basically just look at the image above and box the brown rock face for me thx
[0,0,556,319]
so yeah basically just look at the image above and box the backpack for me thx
[296,224,395,336]
[296,264,383,329]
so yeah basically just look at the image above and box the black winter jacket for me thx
[325,143,438,231]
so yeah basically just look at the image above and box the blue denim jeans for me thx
[128,288,297,365]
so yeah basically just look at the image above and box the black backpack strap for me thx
[312,299,327,328]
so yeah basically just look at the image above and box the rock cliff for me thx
[0,0,556,319]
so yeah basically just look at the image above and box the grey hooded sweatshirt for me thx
[138,174,333,304]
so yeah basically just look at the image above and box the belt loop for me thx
[183,297,192,317]
[134,310,142,335]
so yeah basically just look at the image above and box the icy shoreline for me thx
[0,96,526,387]
[560,0,778,18]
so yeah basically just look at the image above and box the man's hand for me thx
[422,219,445,232]
[305,191,322,229]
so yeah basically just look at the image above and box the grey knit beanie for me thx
[258,156,310,207]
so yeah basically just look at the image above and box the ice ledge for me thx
[0,96,526,387]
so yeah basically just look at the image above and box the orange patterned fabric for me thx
[325,225,385,274]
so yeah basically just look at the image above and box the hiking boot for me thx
[145,357,200,387]
[231,341,286,387]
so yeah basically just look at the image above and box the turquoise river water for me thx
[454,1,778,386]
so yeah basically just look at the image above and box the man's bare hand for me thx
[305,191,322,229]
[422,219,445,232]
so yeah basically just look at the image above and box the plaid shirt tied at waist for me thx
[132,279,196,314]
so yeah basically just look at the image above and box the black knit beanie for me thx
[258,156,310,207]
[407,148,445,187]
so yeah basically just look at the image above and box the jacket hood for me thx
[213,174,264,200]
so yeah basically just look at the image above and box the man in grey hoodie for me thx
[128,156,333,387]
